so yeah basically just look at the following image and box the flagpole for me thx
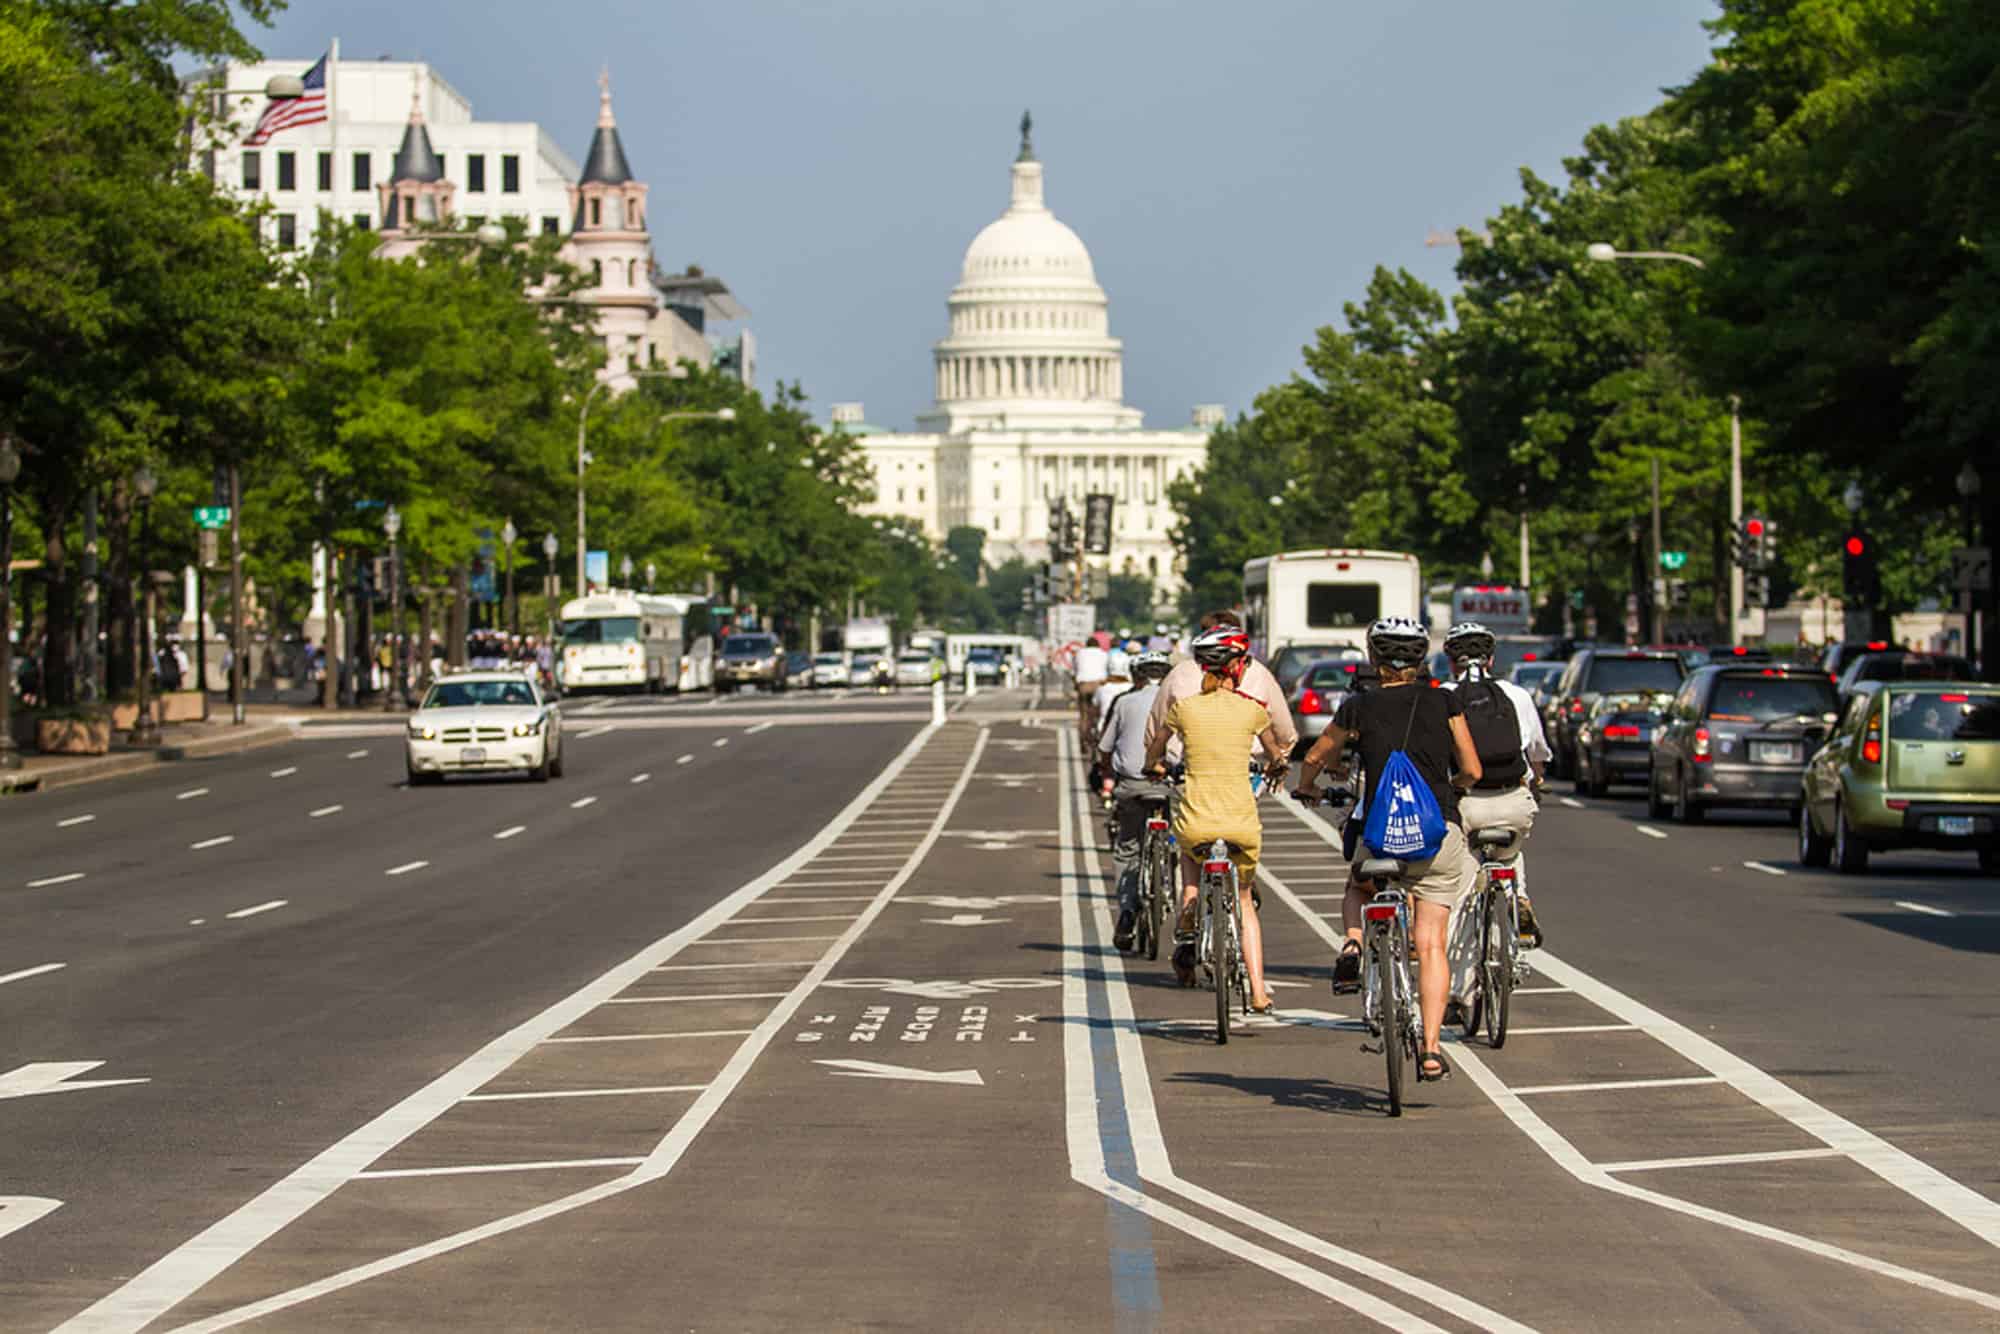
[327,37,340,233]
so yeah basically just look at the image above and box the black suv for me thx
[1546,648,1686,779]
[1648,664,1839,822]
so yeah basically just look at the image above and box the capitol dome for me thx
[918,114,1140,433]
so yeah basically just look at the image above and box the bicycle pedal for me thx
[1360,1041,1383,1055]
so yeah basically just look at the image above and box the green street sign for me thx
[709,605,735,617]
[195,506,231,530]
[1658,550,1688,570]
[1568,589,1586,610]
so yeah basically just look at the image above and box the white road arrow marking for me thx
[0,1061,149,1101]
[922,913,1012,927]
[0,1197,62,1242]
[815,1059,983,1086]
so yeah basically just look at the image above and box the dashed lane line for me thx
[1600,1148,1848,1175]
[0,962,66,987]
[225,900,288,921]
[384,861,429,877]
[461,1084,707,1102]
[576,725,615,740]
[176,788,210,801]
[309,805,343,819]
[26,873,86,889]
[1634,825,1668,840]
[1897,901,1955,917]
[269,767,298,778]
[711,738,729,748]
[630,772,652,785]
[346,749,368,759]
[494,826,526,841]
[1511,1076,1724,1096]
[569,796,598,810]
[57,814,96,828]
[1744,860,1787,877]
[676,755,694,765]
[189,836,236,851]
[541,1030,754,1045]
[744,721,774,735]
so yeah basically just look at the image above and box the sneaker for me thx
[1172,943,1198,987]
[1113,910,1136,951]
[1517,896,1546,949]
[1331,944,1362,994]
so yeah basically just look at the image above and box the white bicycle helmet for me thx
[1105,648,1130,678]
[1365,616,1431,669]
[1444,621,1497,663]
[1131,649,1172,683]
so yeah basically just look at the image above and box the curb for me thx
[0,723,298,796]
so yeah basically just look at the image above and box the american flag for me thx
[244,53,328,145]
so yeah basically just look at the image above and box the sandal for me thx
[1331,941,1362,995]
[1251,996,1276,1015]
[1418,1050,1452,1083]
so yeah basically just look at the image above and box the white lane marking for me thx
[1601,1147,1847,1174]
[355,1157,644,1181]
[384,861,429,877]
[1744,860,1787,877]
[494,826,526,841]
[711,738,729,748]
[604,992,789,1005]
[1061,732,1527,1333]
[0,1061,150,1101]
[26,873,86,889]
[1264,779,2000,1318]
[1293,893,1343,901]
[0,963,66,988]
[176,787,210,801]
[461,1084,706,1102]
[269,767,298,778]
[760,892,879,900]
[816,1058,981,1086]
[225,900,288,921]
[0,1196,63,1243]
[630,772,651,785]
[1897,901,1955,917]
[650,961,818,972]
[726,914,861,925]
[57,814,96,828]
[309,805,343,819]
[119,726,977,1334]
[189,919,205,926]
[676,754,693,765]
[1507,1024,1640,1035]
[685,935,842,945]
[541,1030,754,1045]
[1512,986,1573,995]
[569,796,597,809]
[345,749,368,759]
[576,725,614,740]
[1511,1076,1724,1096]
[744,721,773,735]
[1532,949,2000,1249]
[1559,796,1586,809]
[189,836,235,851]
[1634,825,1668,840]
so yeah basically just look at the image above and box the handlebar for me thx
[1291,782,1357,808]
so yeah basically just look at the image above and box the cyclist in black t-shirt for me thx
[1293,617,1480,1081]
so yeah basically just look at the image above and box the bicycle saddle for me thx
[1357,857,1405,881]
[1470,828,1514,849]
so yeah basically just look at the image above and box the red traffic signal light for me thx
[1844,535,1866,557]
[1744,518,1766,538]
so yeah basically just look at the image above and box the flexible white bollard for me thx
[964,660,978,698]
[931,677,946,725]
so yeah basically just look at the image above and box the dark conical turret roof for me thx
[391,118,445,184]
[580,67,634,185]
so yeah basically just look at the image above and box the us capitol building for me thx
[836,117,1218,596]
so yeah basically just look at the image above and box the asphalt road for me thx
[4,688,1995,1331]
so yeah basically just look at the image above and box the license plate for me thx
[459,747,486,763]
[1938,815,1975,837]
[1750,741,1799,764]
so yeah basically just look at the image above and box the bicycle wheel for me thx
[1458,886,1485,1040]
[1145,834,1168,962]
[1482,888,1514,1049]
[1212,872,1232,1045]
[1379,927,1405,1116]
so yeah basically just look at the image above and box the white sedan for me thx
[405,671,564,785]
[810,652,848,688]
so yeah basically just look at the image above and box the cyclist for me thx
[1440,621,1549,953]
[1091,648,1135,741]
[1097,650,1176,950]
[1144,610,1296,771]
[1074,637,1110,752]
[1144,626,1287,1012]
[1293,616,1481,1082]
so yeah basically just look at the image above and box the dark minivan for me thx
[1546,649,1686,778]
[1648,664,1839,823]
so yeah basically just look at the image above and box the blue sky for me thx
[248,0,1719,429]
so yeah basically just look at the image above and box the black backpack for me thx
[1458,680,1525,788]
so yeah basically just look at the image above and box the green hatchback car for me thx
[1799,681,2000,873]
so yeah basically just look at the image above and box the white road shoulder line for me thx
[494,826,526,841]
[1897,901,1955,917]
[225,900,288,921]
[309,805,343,818]
[26,873,86,889]
[57,814,96,828]
[355,1157,643,1181]
[1600,1147,1846,1174]
[462,1084,706,1102]
[189,836,235,851]
[0,962,66,987]
[1634,824,1668,840]
[1511,1076,1723,1096]
[384,861,429,877]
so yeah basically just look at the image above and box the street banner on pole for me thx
[585,550,608,592]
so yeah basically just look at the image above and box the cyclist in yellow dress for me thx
[1144,626,1289,1011]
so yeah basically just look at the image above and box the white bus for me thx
[1242,550,1425,673]
[556,592,714,694]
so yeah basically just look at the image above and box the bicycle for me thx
[1196,837,1251,1044]
[1354,855,1422,1117]
[1458,827,1531,1049]
[1133,790,1176,963]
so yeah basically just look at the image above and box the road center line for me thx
[309,805,343,818]
[1634,825,1668,840]
[1896,901,1954,917]
[57,814,96,828]
[189,836,235,851]
[384,861,429,877]
[26,873,86,889]
[0,962,66,988]
[225,900,288,921]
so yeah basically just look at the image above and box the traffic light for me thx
[1743,571,1770,609]
[1046,500,1069,558]
[1841,531,1876,604]
[1735,515,1770,570]
[1668,578,1691,609]
[1754,518,1777,569]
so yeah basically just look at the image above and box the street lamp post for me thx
[1584,243,1706,269]
[645,561,656,593]
[130,466,161,747]
[619,554,634,589]
[0,434,21,771]
[1956,463,1981,669]
[542,530,559,641]
[382,505,403,712]
[574,366,731,594]
[500,517,518,637]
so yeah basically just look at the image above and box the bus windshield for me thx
[561,617,639,644]
[1305,584,1380,628]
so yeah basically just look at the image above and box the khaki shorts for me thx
[1458,784,1537,861]
[1354,822,1478,908]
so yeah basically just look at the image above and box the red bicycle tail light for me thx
[1866,640,1887,650]
[1362,903,1398,924]
[1202,861,1232,876]
[1487,867,1516,884]
[1692,726,1712,762]
[1145,817,1168,831]
[1568,699,1586,714]
[1731,646,1748,656]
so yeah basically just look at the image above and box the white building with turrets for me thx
[836,116,1216,595]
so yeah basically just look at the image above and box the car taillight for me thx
[1867,641,1887,650]
[1862,738,1882,764]
[1568,699,1586,714]
[1362,902,1399,924]
[1297,690,1324,715]
[1692,726,1711,762]
[1940,693,1970,703]
[1885,798,1908,811]
[1602,724,1641,740]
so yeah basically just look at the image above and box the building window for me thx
[589,197,602,227]
[317,151,332,191]
[275,214,297,250]
[352,214,370,230]
[591,259,602,283]
[435,154,447,181]
[897,488,906,503]
[992,484,1001,501]
[241,151,260,190]
[501,154,520,193]
[352,152,370,191]
[918,488,926,502]
[275,151,295,191]
[541,215,560,235]
[467,154,486,192]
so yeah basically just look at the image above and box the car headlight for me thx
[512,719,543,737]
[409,723,438,740]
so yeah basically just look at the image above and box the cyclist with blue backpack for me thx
[1293,617,1482,1082]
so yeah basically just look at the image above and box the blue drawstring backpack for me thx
[1361,692,1447,861]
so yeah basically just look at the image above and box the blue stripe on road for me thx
[1084,909,1162,1327]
